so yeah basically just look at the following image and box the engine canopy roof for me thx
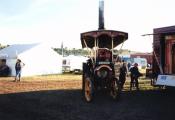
[81,30,128,49]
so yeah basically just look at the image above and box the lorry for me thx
[152,26,175,87]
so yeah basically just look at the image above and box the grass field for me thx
[0,74,157,94]
[0,74,82,94]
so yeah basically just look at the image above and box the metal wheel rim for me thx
[85,78,92,102]
[111,81,119,99]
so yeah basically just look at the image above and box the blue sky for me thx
[0,0,175,52]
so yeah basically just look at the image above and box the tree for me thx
[0,44,9,50]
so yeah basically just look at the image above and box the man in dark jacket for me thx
[14,59,25,82]
[119,60,128,90]
[130,63,142,90]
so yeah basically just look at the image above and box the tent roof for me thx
[0,43,39,59]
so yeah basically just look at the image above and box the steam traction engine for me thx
[81,31,128,102]
[80,0,128,102]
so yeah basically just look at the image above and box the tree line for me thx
[52,47,127,56]
[0,44,9,50]
[52,47,89,56]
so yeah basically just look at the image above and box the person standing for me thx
[14,59,25,82]
[129,63,142,90]
[127,62,131,70]
[119,60,128,90]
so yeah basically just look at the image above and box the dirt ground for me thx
[0,74,175,120]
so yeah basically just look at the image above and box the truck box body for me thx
[153,26,175,75]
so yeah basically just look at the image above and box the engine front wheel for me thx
[110,78,121,100]
[84,77,93,102]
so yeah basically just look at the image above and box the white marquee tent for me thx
[0,43,62,76]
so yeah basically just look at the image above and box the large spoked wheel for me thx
[110,78,121,100]
[84,77,93,102]
[82,63,93,102]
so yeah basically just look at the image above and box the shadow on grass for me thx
[0,88,175,120]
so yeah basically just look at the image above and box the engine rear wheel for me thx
[84,77,93,102]
[110,78,121,100]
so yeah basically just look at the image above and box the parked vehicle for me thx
[121,57,148,74]
[131,58,147,74]
[152,26,175,87]
[62,55,88,74]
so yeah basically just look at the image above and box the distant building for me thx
[130,53,153,65]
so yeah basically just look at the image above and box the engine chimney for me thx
[98,0,105,30]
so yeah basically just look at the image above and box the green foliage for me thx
[52,47,133,56]
[52,47,89,56]
[0,44,9,50]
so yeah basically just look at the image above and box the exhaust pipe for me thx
[98,0,105,30]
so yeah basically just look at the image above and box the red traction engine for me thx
[81,30,128,102]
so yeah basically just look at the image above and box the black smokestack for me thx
[98,0,105,30]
